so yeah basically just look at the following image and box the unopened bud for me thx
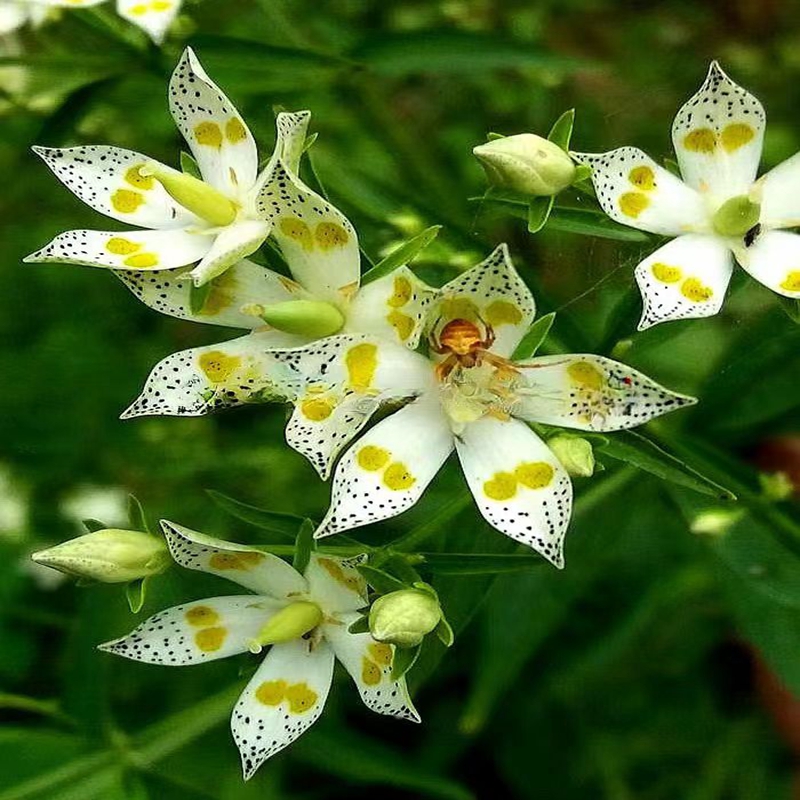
[259,299,345,337]
[549,436,595,477]
[248,601,323,653]
[473,134,576,197]
[712,194,760,237]
[141,162,237,227]
[369,588,442,648]
[31,529,169,584]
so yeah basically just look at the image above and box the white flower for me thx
[100,521,419,778]
[574,62,800,329]
[26,48,274,287]
[303,246,695,567]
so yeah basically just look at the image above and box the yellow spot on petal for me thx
[201,272,238,316]
[315,222,349,250]
[619,192,650,219]
[387,310,415,342]
[387,276,412,308]
[345,342,378,392]
[124,253,159,269]
[185,605,220,627]
[198,350,241,383]
[362,657,382,686]
[628,166,655,191]
[651,262,683,283]
[286,682,318,714]
[515,461,555,489]
[484,472,517,502]
[720,123,755,153]
[151,0,171,10]
[125,165,154,190]
[567,361,605,390]
[439,296,479,322]
[256,680,287,706]
[195,626,227,652]
[357,445,390,472]
[368,642,393,667]
[225,117,248,144]
[301,396,335,421]
[780,271,800,293]
[318,558,364,593]
[208,550,265,570]
[383,462,416,491]
[105,237,141,256]
[683,128,717,154]
[111,189,144,214]
[129,3,147,14]
[194,121,223,149]
[680,277,713,303]
[484,300,523,327]
[279,217,314,250]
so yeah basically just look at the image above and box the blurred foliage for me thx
[2,0,800,798]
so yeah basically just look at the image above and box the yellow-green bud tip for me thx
[260,299,345,338]
[250,601,323,650]
[712,194,761,238]
[473,133,576,197]
[548,436,595,478]
[369,588,442,648]
[31,529,169,584]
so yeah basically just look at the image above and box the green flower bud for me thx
[759,471,794,502]
[369,588,442,648]
[712,194,760,237]
[248,601,323,653]
[257,299,345,337]
[140,161,238,227]
[548,436,595,477]
[31,529,169,584]
[473,133,576,197]
[690,508,744,537]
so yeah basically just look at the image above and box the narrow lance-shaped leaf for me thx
[358,565,407,595]
[511,312,556,360]
[362,225,442,285]
[205,489,309,540]
[292,519,316,573]
[418,552,545,575]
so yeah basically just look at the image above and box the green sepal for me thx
[180,150,202,179]
[358,565,406,595]
[361,225,442,285]
[486,131,504,141]
[292,519,316,574]
[189,281,212,315]
[82,518,106,533]
[435,617,455,647]
[391,643,421,680]
[663,157,681,177]
[302,132,319,153]
[511,312,556,360]
[348,615,370,635]
[127,494,150,534]
[527,195,554,233]
[206,490,307,540]
[125,577,148,614]
[571,163,592,184]
[547,108,575,150]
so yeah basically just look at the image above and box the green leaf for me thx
[292,519,315,573]
[511,312,556,360]
[206,490,307,540]
[189,282,212,315]
[547,207,650,241]
[435,617,455,647]
[547,109,575,150]
[358,565,406,594]
[596,430,737,500]
[361,225,442,285]
[81,519,106,533]
[418,552,544,575]
[527,195,554,233]
[125,578,147,614]
[348,615,370,635]
[663,156,681,177]
[391,643,421,681]
[179,151,202,179]
[126,494,149,534]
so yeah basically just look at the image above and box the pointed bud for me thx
[473,134,576,197]
[259,300,345,337]
[369,588,442,648]
[548,436,595,478]
[141,162,238,227]
[31,529,169,584]
[712,194,760,237]
[248,601,323,653]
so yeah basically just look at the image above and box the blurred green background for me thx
[3,0,800,798]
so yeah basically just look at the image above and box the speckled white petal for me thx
[120,330,311,419]
[187,219,272,287]
[432,244,536,358]
[231,638,335,780]
[514,354,696,431]
[455,417,571,568]
[256,160,360,304]
[345,266,435,349]
[98,595,281,665]
[736,229,800,298]
[304,553,367,614]
[252,111,311,188]
[161,520,308,599]
[634,234,733,329]
[672,61,765,201]
[572,148,708,235]
[756,152,800,229]
[33,146,198,230]
[324,614,420,722]
[23,227,211,271]
[116,0,181,43]
[115,258,307,329]
[316,398,454,539]
[169,48,258,198]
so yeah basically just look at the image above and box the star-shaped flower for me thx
[575,62,800,329]
[100,521,419,779]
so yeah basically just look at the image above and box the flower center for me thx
[247,600,323,654]
[712,194,761,238]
